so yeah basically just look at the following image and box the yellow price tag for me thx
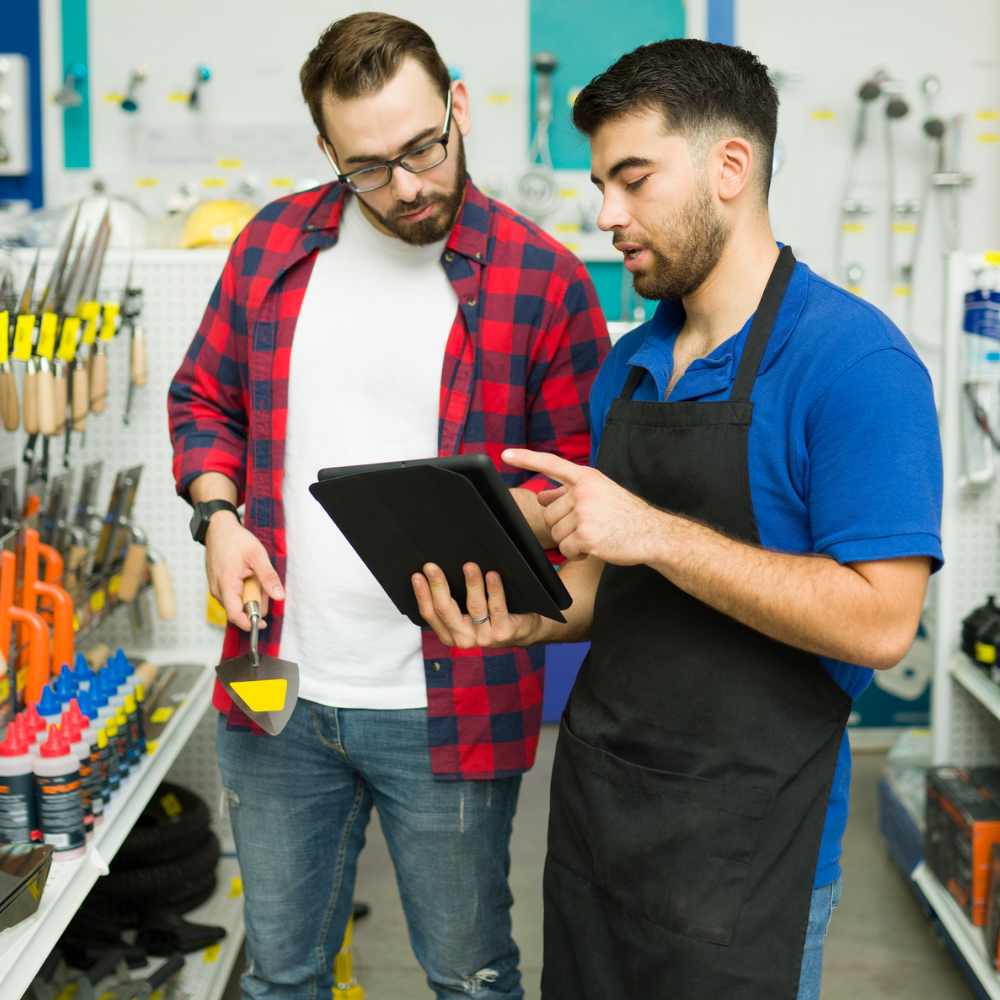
[486,93,512,104]
[0,310,8,363]
[150,707,175,724]
[136,177,159,187]
[978,133,1000,144]
[218,158,242,168]
[80,301,100,345]
[108,573,121,596]
[37,313,58,359]
[841,222,865,234]
[100,302,120,341]
[270,177,293,187]
[160,791,183,817]
[90,589,106,612]
[986,252,1000,266]
[812,109,836,120]
[203,943,221,963]
[230,877,243,897]
[57,316,81,361]
[12,314,34,360]
[72,613,80,632]
[146,740,158,754]
[202,177,226,187]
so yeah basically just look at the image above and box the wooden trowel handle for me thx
[242,575,262,608]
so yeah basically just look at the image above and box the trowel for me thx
[216,576,299,735]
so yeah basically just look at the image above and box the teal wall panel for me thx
[529,0,686,171]
[61,0,90,169]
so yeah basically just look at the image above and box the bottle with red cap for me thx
[60,717,94,839]
[0,721,39,843]
[32,725,85,860]
[62,698,103,828]
[22,703,46,744]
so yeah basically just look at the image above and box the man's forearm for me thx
[526,555,603,646]
[511,487,554,548]
[645,513,929,670]
[189,472,238,507]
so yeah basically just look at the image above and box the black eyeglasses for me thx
[323,90,453,194]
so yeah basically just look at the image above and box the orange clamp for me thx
[38,542,64,584]
[19,529,73,679]
[0,549,50,705]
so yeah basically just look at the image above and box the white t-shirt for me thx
[279,196,457,708]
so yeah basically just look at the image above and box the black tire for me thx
[157,870,218,913]
[99,832,220,904]
[112,783,211,871]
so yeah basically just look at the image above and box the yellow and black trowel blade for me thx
[216,575,299,735]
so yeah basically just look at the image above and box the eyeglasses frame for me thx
[321,89,454,193]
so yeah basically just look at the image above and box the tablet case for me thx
[309,456,570,626]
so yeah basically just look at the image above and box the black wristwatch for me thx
[190,500,240,544]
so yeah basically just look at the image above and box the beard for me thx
[360,132,467,246]
[622,180,730,301]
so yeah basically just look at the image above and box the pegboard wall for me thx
[5,246,232,832]
[933,252,1000,766]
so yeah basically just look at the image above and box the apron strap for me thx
[619,364,646,401]
[730,245,797,404]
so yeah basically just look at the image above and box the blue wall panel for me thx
[0,0,44,207]
[61,0,91,169]
[708,0,736,45]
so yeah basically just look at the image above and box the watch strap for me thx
[192,499,239,544]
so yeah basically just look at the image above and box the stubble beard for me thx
[627,180,731,302]
[361,132,468,246]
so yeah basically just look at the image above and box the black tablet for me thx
[311,454,571,626]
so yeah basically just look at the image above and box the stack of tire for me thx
[103,782,220,912]
[60,783,223,965]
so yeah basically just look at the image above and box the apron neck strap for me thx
[618,364,646,401]
[730,245,797,404]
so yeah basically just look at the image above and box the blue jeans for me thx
[797,877,843,1000]
[216,701,524,1000]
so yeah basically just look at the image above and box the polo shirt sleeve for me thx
[805,347,943,570]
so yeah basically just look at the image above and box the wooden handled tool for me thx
[116,538,148,602]
[22,358,38,434]
[242,575,262,606]
[90,342,108,413]
[1,361,18,431]
[52,359,67,436]
[148,550,176,619]
[83,642,110,670]
[37,358,55,436]
[65,541,89,589]
[131,325,147,386]
[71,357,88,431]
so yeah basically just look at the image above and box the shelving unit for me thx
[0,661,215,999]
[117,856,245,1000]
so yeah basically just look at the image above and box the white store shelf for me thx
[117,857,245,1000]
[951,657,1000,724]
[912,862,1000,1000]
[0,662,216,999]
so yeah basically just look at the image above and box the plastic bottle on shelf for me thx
[73,653,95,692]
[115,705,139,772]
[0,720,39,843]
[22,703,46,742]
[64,698,103,827]
[35,686,65,732]
[98,724,121,798]
[134,682,148,756]
[122,695,141,770]
[33,725,86,860]
[61,720,94,839]
[105,716,129,783]
[52,666,78,707]
[73,692,107,810]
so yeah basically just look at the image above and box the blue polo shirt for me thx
[589,257,943,888]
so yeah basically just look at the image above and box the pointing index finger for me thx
[502,449,585,487]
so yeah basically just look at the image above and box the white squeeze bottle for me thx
[32,725,86,860]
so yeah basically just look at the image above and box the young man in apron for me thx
[413,39,943,1000]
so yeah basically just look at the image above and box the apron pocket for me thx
[549,719,771,947]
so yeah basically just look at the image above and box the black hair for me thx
[572,39,778,200]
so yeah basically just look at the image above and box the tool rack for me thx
[0,248,243,998]
[878,251,1000,1000]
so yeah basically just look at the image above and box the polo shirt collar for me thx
[627,249,809,402]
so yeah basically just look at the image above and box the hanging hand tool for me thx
[120,261,145,425]
[0,270,17,431]
[53,225,91,453]
[147,549,176,619]
[0,467,17,534]
[216,575,299,735]
[92,465,142,576]
[10,250,40,437]
[79,211,114,415]
[36,203,81,438]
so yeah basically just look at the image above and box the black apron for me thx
[542,247,853,1000]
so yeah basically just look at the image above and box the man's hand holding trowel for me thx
[188,471,298,734]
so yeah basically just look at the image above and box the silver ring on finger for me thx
[470,612,490,626]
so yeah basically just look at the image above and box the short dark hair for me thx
[300,12,451,139]
[572,39,778,200]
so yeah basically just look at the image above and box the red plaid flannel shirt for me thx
[168,178,609,779]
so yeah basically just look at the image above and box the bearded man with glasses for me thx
[168,11,609,1000]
